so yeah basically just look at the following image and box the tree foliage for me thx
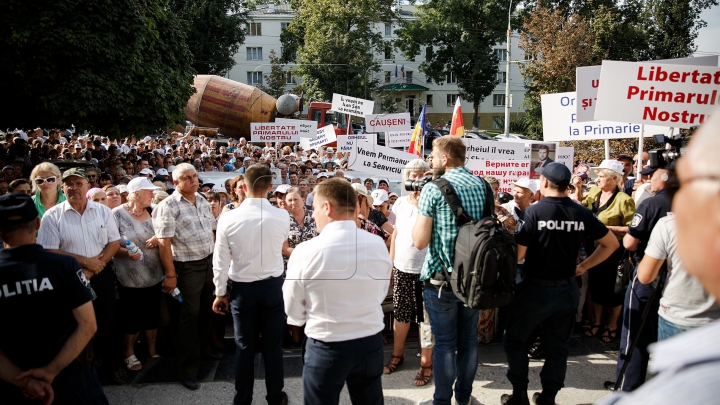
[642,0,718,59]
[259,50,289,98]
[279,0,396,101]
[170,0,248,76]
[379,93,399,114]
[395,0,513,128]
[0,0,195,137]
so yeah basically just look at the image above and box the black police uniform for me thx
[0,245,108,404]
[615,190,672,391]
[504,196,608,400]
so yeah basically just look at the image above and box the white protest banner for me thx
[274,118,317,138]
[348,140,416,177]
[331,93,375,117]
[299,125,336,150]
[556,147,575,171]
[250,123,300,142]
[387,131,412,148]
[575,56,717,123]
[594,61,720,128]
[336,133,376,153]
[463,138,527,164]
[541,92,669,141]
[465,159,531,193]
[364,113,412,132]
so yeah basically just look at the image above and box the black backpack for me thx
[432,178,518,310]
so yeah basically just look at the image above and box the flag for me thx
[401,64,405,78]
[449,97,465,137]
[395,64,398,78]
[408,104,427,155]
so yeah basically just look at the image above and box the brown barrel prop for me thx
[184,75,277,140]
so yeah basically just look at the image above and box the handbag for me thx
[614,249,635,295]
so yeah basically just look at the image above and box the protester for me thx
[103,185,122,209]
[212,164,289,405]
[221,175,246,215]
[29,162,65,219]
[203,191,222,221]
[86,188,107,205]
[369,188,395,233]
[284,178,392,405]
[9,178,32,195]
[616,154,636,195]
[502,178,536,230]
[352,183,390,246]
[112,178,163,372]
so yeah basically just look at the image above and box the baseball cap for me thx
[512,177,538,194]
[143,136,152,142]
[223,164,235,171]
[213,185,229,194]
[595,159,625,175]
[640,166,657,176]
[370,189,389,206]
[274,184,291,194]
[117,184,129,194]
[351,183,374,206]
[62,167,89,181]
[156,168,169,177]
[0,194,39,225]
[139,168,154,176]
[534,162,572,187]
[167,165,176,173]
[243,157,252,162]
[127,178,161,193]
[616,154,634,163]
[200,183,215,189]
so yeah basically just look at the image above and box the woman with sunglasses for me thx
[29,162,66,219]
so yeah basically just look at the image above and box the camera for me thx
[405,175,433,192]
[648,129,694,169]
[497,192,514,204]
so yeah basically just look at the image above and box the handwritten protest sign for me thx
[299,125,336,150]
[331,94,375,117]
[274,118,317,138]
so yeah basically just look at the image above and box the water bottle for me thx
[160,276,183,303]
[579,247,588,263]
[125,240,143,261]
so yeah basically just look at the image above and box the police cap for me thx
[535,162,572,187]
[0,194,39,225]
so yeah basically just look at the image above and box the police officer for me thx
[502,163,619,405]
[0,194,108,404]
[611,166,672,391]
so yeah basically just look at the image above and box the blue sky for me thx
[694,5,720,56]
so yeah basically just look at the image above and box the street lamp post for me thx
[504,0,512,136]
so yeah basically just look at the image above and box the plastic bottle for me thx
[160,276,183,303]
[125,240,143,260]
[579,247,588,263]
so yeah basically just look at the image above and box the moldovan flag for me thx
[449,97,465,137]
[408,104,427,155]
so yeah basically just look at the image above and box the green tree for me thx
[259,50,289,98]
[379,93,399,114]
[395,0,514,128]
[279,0,396,100]
[0,0,195,137]
[170,0,248,75]
[642,0,718,59]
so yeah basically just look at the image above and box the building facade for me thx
[227,4,527,131]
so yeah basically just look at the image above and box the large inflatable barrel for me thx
[184,75,277,140]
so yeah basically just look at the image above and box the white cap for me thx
[74,144,82,148]
[130,145,138,150]
[243,157,252,162]
[513,177,538,194]
[143,136,152,142]
[167,165,176,173]
[116,184,128,194]
[595,159,625,175]
[127,177,160,193]
[212,185,228,194]
[156,168,169,176]
[351,183,374,206]
[317,172,329,179]
[274,184,291,194]
[378,177,389,185]
[139,168,154,176]
[326,148,334,153]
[370,189,389,206]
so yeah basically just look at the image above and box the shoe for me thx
[584,324,602,338]
[181,377,200,390]
[532,392,556,405]
[383,353,404,374]
[501,393,530,405]
[413,365,433,386]
[604,380,617,391]
[601,327,619,343]
[204,348,223,359]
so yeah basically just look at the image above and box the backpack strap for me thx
[433,178,472,227]
[479,178,494,218]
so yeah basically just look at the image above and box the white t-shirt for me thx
[645,215,720,327]
[391,196,427,274]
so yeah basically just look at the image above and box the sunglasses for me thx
[35,176,57,185]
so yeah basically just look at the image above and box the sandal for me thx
[112,366,128,384]
[601,327,619,343]
[584,324,602,338]
[383,354,404,374]
[414,365,433,386]
[124,354,142,371]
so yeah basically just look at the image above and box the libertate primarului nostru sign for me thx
[250,123,300,142]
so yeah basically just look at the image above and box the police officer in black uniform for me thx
[0,194,108,405]
[611,166,672,392]
[501,163,620,405]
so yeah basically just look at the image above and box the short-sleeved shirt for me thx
[368,208,388,229]
[516,196,608,280]
[38,201,121,257]
[152,192,216,262]
[112,207,165,288]
[582,186,636,239]
[31,189,66,219]
[392,196,427,274]
[0,244,94,370]
[418,166,487,281]
[627,190,672,263]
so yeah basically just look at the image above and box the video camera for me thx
[404,175,433,192]
[648,129,694,169]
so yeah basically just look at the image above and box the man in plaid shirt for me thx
[413,136,488,405]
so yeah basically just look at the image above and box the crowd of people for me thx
[0,121,718,405]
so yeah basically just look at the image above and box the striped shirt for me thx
[152,192,216,262]
[38,200,121,257]
[417,166,487,281]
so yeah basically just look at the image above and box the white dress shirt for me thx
[213,198,290,296]
[38,201,121,257]
[283,220,392,342]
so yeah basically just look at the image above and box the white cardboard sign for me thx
[250,123,300,142]
[364,113,412,132]
[556,147,575,171]
[331,93,375,117]
[336,133,376,153]
[541,92,669,141]
[463,139,527,164]
[299,125,336,150]
[274,118,317,138]
[348,140,416,177]
[594,60,720,128]
[575,56,718,123]
[465,159,531,193]
[387,131,412,148]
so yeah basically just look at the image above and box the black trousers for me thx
[0,361,108,405]
[89,263,119,368]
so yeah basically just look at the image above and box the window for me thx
[285,72,296,85]
[493,94,505,106]
[246,47,262,61]
[384,71,391,83]
[445,72,457,84]
[247,71,263,85]
[248,23,262,36]
[446,94,458,106]
[384,45,393,60]
[406,71,413,83]
[385,24,392,36]
[492,116,504,129]
[281,22,289,30]
[496,72,506,84]
[426,94,433,106]
[495,49,507,62]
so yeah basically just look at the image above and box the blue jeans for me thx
[503,281,579,394]
[658,317,695,341]
[423,286,479,405]
[230,277,286,405]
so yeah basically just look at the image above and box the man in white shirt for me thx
[284,178,392,405]
[212,164,290,405]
